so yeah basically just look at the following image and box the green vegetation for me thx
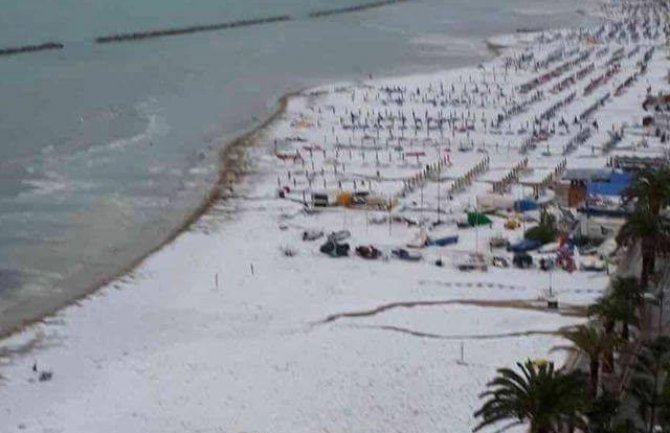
[524,210,558,245]
[473,360,588,433]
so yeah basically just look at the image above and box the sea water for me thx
[0,0,596,332]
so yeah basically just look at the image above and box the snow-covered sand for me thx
[1,1,669,432]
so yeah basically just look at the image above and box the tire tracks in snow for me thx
[341,323,575,340]
[317,298,587,325]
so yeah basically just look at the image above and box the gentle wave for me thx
[18,104,169,199]
[102,114,168,154]
[17,170,96,199]
[410,35,491,58]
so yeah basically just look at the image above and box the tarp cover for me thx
[587,171,632,197]
[468,212,493,226]
[514,199,539,212]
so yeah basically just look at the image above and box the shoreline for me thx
[0,91,296,340]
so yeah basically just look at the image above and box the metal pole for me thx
[437,162,442,223]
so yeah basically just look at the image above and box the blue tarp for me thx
[587,171,632,197]
[507,239,542,253]
[514,199,539,212]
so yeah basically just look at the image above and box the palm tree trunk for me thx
[532,424,551,433]
[622,321,630,340]
[641,252,655,290]
[604,321,616,370]
[590,359,600,398]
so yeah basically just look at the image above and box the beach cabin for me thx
[568,169,633,240]
[311,192,332,207]
[558,168,614,207]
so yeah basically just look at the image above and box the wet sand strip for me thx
[0,42,64,57]
[95,15,292,44]
[308,0,410,18]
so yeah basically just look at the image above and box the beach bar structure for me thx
[556,168,632,207]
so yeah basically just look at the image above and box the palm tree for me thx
[611,277,645,340]
[558,324,619,398]
[584,390,623,433]
[589,295,635,340]
[610,276,645,305]
[473,360,588,433]
[627,336,670,433]
[624,168,670,216]
[657,364,670,431]
[590,278,644,341]
[616,207,670,289]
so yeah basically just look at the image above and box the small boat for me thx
[579,255,606,272]
[457,253,488,271]
[491,256,509,268]
[407,229,429,248]
[327,230,351,243]
[427,235,459,247]
[489,236,508,249]
[356,245,382,259]
[392,248,422,261]
[513,252,533,269]
[507,239,542,253]
[302,230,324,241]
[320,240,350,258]
[539,241,560,253]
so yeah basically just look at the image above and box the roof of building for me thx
[563,168,613,182]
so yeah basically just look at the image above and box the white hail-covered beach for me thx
[1,2,669,432]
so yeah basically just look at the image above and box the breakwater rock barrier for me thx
[95,15,293,44]
[0,42,64,57]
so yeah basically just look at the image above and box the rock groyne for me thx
[0,42,64,57]
[95,15,292,44]
[308,0,409,18]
